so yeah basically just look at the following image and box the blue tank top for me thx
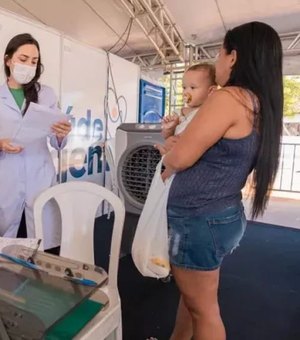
[168,130,259,215]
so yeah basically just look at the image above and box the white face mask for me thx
[11,62,37,85]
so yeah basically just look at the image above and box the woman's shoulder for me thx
[217,86,249,98]
[204,86,246,108]
[212,86,257,113]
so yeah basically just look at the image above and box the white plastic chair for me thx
[105,139,120,198]
[33,181,126,340]
[104,140,126,222]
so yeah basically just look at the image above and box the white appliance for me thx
[115,123,164,214]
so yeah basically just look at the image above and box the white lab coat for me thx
[0,83,66,249]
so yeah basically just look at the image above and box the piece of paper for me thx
[13,102,68,146]
[0,237,39,252]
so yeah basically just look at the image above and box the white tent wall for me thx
[0,8,140,186]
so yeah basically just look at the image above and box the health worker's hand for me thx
[51,120,72,139]
[0,139,23,153]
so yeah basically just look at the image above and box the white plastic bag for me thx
[132,159,174,278]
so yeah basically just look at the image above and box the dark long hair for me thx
[4,33,43,113]
[224,22,283,217]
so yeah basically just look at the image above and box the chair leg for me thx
[104,322,122,340]
[105,333,114,340]
[115,320,122,340]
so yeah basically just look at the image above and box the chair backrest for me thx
[105,139,118,196]
[33,181,125,288]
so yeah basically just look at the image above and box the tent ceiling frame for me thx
[287,33,300,50]
[195,31,300,61]
[118,0,185,64]
[125,31,300,70]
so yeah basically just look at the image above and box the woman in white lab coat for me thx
[0,33,71,251]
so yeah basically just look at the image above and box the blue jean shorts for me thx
[167,203,247,271]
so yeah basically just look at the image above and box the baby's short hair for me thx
[186,63,216,86]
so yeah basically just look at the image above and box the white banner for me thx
[58,37,108,184]
[106,53,140,138]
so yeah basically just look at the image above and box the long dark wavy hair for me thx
[224,22,283,217]
[4,33,43,113]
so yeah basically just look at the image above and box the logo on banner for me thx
[54,87,129,183]
[57,106,105,182]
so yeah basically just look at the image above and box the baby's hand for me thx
[162,114,179,131]
[154,135,180,156]
[161,167,174,183]
[161,114,180,139]
[154,143,168,156]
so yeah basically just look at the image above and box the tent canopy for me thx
[0,0,299,72]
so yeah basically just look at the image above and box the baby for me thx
[157,63,217,159]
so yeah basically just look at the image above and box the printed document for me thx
[13,102,68,145]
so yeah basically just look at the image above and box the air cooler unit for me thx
[116,123,164,214]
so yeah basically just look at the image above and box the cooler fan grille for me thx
[120,145,161,205]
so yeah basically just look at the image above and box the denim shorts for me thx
[167,203,247,271]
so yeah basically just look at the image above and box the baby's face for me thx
[182,70,213,108]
